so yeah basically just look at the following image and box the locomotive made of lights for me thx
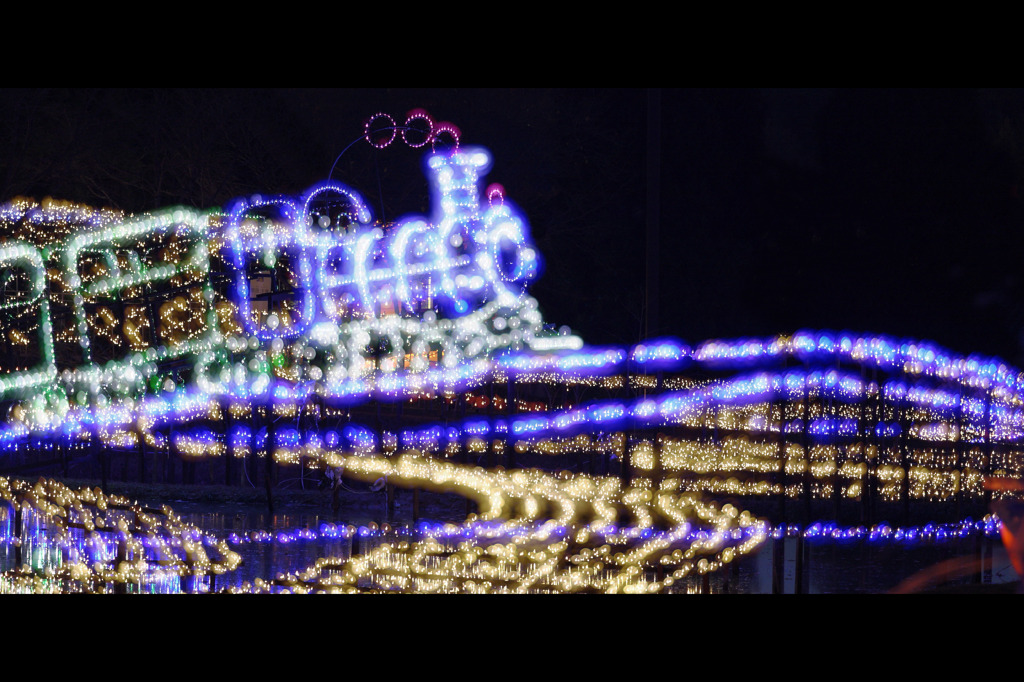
[0,145,582,433]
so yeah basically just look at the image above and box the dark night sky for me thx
[2,88,1023,365]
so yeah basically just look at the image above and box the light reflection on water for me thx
[3,494,1017,593]
[169,501,1019,594]
[169,501,418,591]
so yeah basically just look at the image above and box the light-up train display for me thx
[0,139,574,425]
[0,110,1019,593]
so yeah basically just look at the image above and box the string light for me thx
[1,109,1020,593]
[0,475,239,593]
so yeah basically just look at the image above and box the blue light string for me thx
[224,514,1004,550]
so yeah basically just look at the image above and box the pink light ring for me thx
[401,109,435,148]
[364,112,397,149]
[301,182,373,228]
[486,183,505,208]
[226,196,315,341]
[430,122,461,152]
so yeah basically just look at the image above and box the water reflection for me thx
[0,500,203,593]
[173,504,1017,594]
[2,480,1018,594]
[0,478,240,594]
